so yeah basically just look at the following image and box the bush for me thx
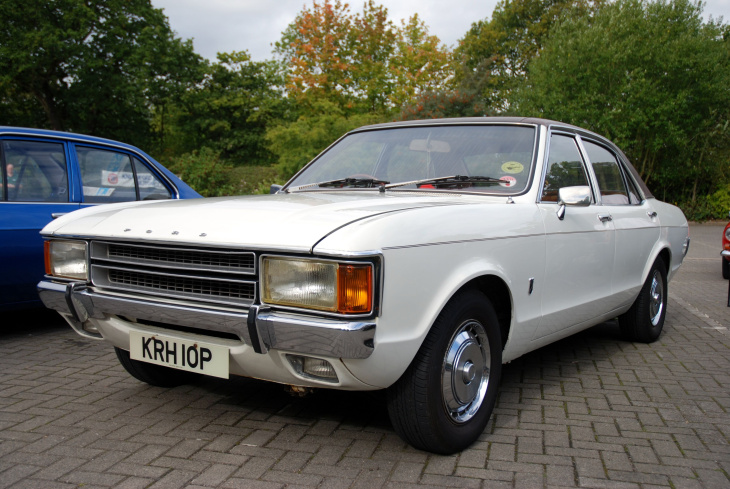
[677,184,730,221]
[165,147,235,197]
[229,165,283,195]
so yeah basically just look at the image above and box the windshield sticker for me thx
[501,161,524,174]
[499,176,517,187]
[83,186,116,196]
[102,170,135,187]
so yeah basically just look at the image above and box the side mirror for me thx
[270,184,283,194]
[557,186,591,220]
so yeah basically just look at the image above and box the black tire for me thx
[386,289,502,454]
[619,258,668,343]
[722,258,729,280]
[115,347,193,387]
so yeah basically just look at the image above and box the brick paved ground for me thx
[1,224,728,489]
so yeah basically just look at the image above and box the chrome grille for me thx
[89,241,257,307]
[92,241,255,274]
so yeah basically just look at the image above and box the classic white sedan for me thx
[38,117,689,454]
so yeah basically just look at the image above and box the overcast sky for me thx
[151,0,730,62]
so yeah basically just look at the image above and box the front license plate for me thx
[129,331,229,379]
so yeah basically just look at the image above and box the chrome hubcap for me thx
[649,270,664,326]
[442,320,490,423]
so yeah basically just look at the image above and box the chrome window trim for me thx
[578,136,643,206]
[537,129,596,204]
[284,122,541,198]
[0,130,181,199]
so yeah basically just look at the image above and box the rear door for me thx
[580,138,660,306]
[0,138,80,308]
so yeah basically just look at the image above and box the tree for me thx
[274,0,453,114]
[266,99,382,178]
[0,0,203,147]
[175,51,288,165]
[514,0,730,204]
[270,0,455,177]
[454,0,604,112]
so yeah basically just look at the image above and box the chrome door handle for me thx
[598,214,613,222]
[647,211,657,218]
[51,213,68,219]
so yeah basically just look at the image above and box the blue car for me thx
[0,127,201,310]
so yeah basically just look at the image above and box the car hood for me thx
[43,191,473,252]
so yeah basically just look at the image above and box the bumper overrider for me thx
[37,280,376,360]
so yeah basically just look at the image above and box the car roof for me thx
[0,126,147,155]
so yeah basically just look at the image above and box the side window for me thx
[77,147,170,203]
[133,157,171,200]
[541,135,590,202]
[583,141,631,205]
[2,140,69,203]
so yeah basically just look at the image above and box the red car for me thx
[722,212,730,279]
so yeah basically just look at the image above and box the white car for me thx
[38,117,689,454]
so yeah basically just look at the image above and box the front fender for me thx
[340,232,545,388]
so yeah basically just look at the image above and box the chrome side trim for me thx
[37,281,376,359]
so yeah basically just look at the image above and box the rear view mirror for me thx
[409,139,450,153]
[557,185,591,220]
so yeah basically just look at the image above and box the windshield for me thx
[285,124,537,194]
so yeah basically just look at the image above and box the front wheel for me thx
[387,289,502,454]
[619,258,668,343]
[115,347,193,387]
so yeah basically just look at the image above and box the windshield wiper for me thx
[385,175,503,190]
[287,177,390,192]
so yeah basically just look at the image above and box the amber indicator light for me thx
[43,241,52,276]
[337,264,372,314]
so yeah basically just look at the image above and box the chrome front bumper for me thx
[38,280,376,359]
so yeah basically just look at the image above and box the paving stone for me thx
[1,224,729,488]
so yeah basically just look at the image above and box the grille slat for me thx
[92,241,255,274]
[90,241,257,307]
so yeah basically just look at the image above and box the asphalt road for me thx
[1,223,728,489]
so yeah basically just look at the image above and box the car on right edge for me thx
[722,211,730,279]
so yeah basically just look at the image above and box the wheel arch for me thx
[459,274,512,351]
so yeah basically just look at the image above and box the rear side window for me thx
[76,146,170,203]
[541,135,590,202]
[583,141,633,205]
[2,140,69,202]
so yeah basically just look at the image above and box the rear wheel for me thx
[115,347,193,387]
[619,258,667,343]
[387,289,502,454]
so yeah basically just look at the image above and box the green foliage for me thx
[266,99,386,179]
[165,148,235,197]
[454,0,604,112]
[0,0,204,147]
[274,0,452,115]
[677,183,730,221]
[174,52,289,165]
[514,0,730,205]
[229,165,283,195]
[398,90,489,120]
